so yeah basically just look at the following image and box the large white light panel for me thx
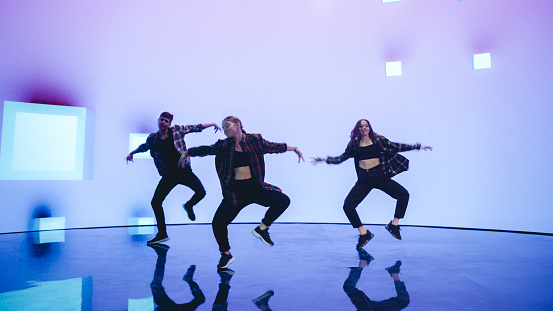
[382,0,401,3]
[386,61,403,76]
[473,52,491,70]
[13,113,78,171]
[0,101,94,180]
[129,133,151,159]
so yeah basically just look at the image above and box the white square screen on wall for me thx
[0,101,94,180]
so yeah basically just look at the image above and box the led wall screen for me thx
[0,101,94,180]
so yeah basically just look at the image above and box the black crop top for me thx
[233,151,250,168]
[357,144,380,160]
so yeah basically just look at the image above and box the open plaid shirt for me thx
[188,133,287,205]
[132,124,204,176]
[326,136,421,178]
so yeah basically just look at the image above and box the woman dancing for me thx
[180,116,304,269]
[312,119,432,248]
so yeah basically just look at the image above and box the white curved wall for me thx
[1,0,552,233]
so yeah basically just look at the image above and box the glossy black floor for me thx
[1,223,552,311]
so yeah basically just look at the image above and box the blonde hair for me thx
[222,116,246,133]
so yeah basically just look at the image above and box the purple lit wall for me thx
[1,0,552,234]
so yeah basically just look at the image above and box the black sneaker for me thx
[217,253,235,269]
[385,222,402,240]
[217,268,235,283]
[183,203,196,221]
[356,231,374,248]
[183,265,196,282]
[252,290,274,309]
[252,226,274,246]
[356,248,374,262]
[385,260,402,276]
[148,243,170,252]
[147,233,169,245]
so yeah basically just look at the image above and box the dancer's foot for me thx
[385,260,402,276]
[252,226,274,246]
[147,233,169,245]
[385,222,402,240]
[356,231,374,248]
[217,253,235,269]
[183,203,196,221]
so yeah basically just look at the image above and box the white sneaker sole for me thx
[219,256,235,269]
[252,229,273,246]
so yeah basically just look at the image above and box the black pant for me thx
[343,165,409,228]
[151,165,206,234]
[212,178,290,252]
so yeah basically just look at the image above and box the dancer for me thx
[343,253,410,311]
[127,112,221,245]
[312,119,432,248]
[181,116,304,269]
[212,268,234,311]
[149,244,206,311]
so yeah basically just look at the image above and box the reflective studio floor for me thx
[1,223,552,311]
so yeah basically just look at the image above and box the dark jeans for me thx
[212,178,290,252]
[151,165,206,234]
[343,165,409,228]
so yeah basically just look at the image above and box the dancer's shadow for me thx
[149,244,205,311]
[212,268,275,311]
[343,249,409,311]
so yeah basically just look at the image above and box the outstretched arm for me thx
[201,123,222,133]
[310,157,327,165]
[126,143,149,164]
[312,144,354,165]
[286,146,305,163]
[178,141,224,167]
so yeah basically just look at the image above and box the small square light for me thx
[128,297,154,311]
[473,53,491,70]
[32,217,66,243]
[386,61,402,77]
[129,133,151,159]
[128,217,155,235]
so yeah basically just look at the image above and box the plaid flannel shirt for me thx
[326,136,421,178]
[132,124,204,176]
[188,133,287,205]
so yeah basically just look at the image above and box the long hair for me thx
[222,116,247,134]
[349,119,378,148]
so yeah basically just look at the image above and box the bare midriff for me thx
[234,166,252,180]
[359,158,380,170]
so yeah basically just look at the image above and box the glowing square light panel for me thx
[382,0,401,3]
[32,217,66,243]
[473,52,491,70]
[129,133,151,159]
[128,217,155,235]
[0,101,95,180]
[386,61,403,77]
[128,297,154,311]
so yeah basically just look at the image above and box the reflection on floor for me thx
[1,224,552,310]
